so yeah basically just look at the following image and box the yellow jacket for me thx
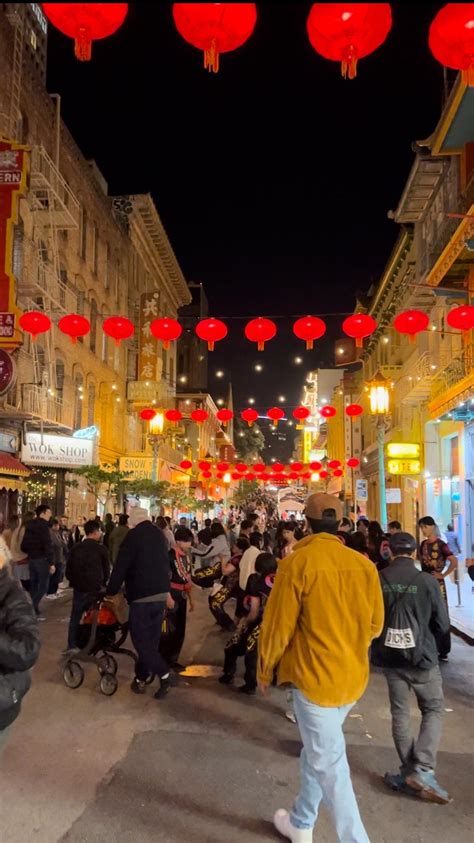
[258,533,384,707]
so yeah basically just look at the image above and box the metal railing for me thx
[29,146,80,230]
[430,348,472,400]
[15,234,78,314]
[420,175,474,278]
[13,383,66,425]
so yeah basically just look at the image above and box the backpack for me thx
[378,572,423,667]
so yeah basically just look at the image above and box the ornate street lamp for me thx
[148,411,165,482]
[369,372,390,530]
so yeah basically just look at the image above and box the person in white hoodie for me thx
[239,532,263,591]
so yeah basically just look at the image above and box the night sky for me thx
[46,2,446,459]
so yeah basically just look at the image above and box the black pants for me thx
[159,593,187,665]
[129,601,169,682]
[209,583,238,629]
[437,579,451,659]
[223,623,260,690]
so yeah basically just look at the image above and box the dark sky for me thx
[46,2,446,459]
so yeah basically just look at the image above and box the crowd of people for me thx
[0,494,470,842]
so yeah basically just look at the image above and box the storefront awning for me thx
[0,453,31,476]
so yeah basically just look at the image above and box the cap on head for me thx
[305,493,343,521]
[128,507,150,528]
[389,531,417,556]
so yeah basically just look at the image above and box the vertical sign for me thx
[138,291,159,382]
[0,139,28,351]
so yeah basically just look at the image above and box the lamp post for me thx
[369,372,390,531]
[148,411,165,483]
[223,471,231,520]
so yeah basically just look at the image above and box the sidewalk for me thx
[446,575,474,640]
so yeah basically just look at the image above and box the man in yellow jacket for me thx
[258,493,384,843]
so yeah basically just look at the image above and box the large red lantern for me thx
[42,3,128,61]
[273,462,285,472]
[180,459,193,470]
[290,461,303,472]
[347,457,360,468]
[58,313,90,344]
[103,316,134,346]
[307,3,392,79]
[393,310,429,343]
[293,406,311,422]
[320,405,336,418]
[293,315,326,349]
[198,460,211,471]
[429,4,474,86]
[333,468,344,478]
[173,3,257,73]
[216,408,233,426]
[447,304,474,333]
[195,317,228,351]
[245,317,277,351]
[309,461,322,471]
[202,470,213,479]
[165,409,183,424]
[253,463,266,473]
[328,459,341,469]
[140,408,156,421]
[267,407,285,427]
[319,469,329,480]
[342,314,377,348]
[19,310,51,341]
[235,462,248,473]
[191,408,209,424]
[217,461,229,472]
[151,317,182,349]
[345,403,363,417]
[241,407,258,427]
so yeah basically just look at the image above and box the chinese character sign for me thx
[139,292,159,381]
[0,139,28,350]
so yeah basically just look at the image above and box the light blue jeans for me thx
[291,690,370,843]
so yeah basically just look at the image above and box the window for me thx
[73,373,83,430]
[92,223,99,274]
[115,258,120,303]
[90,299,98,353]
[87,383,96,427]
[104,243,110,289]
[59,265,67,308]
[55,360,65,401]
[169,356,175,387]
[162,347,168,379]
[79,206,87,260]
[101,317,109,363]
[12,221,24,281]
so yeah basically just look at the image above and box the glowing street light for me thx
[369,372,390,529]
[254,363,263,372]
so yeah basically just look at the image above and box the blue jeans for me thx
[291,690,370,843]
[29,558,50,615]
[67,591,90,649]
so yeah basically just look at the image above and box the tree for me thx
[235,421,265,463]
[127,479,172,511]
[231,480,259,507]
[71,463,132,514]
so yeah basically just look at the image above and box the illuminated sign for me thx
[73,425,99,439]
[386,443,420,459]
[0,140,28,351]
[22,433,95,467]
[387,459,421,476]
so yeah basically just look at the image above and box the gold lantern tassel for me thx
[341,45,358,80]
[204,38,219,73]
[75,27,92,61]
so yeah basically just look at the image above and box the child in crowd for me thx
[219,552,277,695]
[209,537,250,630]
[159,526,193,670]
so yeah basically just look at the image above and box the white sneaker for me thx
[285,710,297,724]
[274,809,313,842]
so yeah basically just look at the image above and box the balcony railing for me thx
[15,235,78,315]
[29,146,80,230]
[5,383,68,427]
[430,349,472,400]
[420,175,474,278]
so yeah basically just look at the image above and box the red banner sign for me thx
[0,139,28,350]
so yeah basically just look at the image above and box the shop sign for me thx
[0,432,17,453]
[0,140,28,350]
[433,479,441,497]
[0,313,14,338]
[22,433,95,467]
[0,348,16,395]
[356,479,368,500]
[386,442,420,459]
[386,488,402,504]
[139,291,160,381]
[387,458,421,476]
[119,455,153,480]
[73,425,99,439]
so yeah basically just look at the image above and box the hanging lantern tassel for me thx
[75,26,92,61]
[205,37,219,72]
[341,44,358,79]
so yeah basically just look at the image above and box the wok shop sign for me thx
[22,433,95,468]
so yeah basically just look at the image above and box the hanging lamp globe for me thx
[195,317,228,351]
[42,3,128,61]
[446,304,474,333]
[267,407,285,427]
[429,4,474,86]
[172,3,257,73]
[393,309,429,343]
[241,407,259,427]
[245,317,277,351]
[293,315,326,349]
[151,317,182,349]
[342,313,377,348]
[103,315,134,346]
[19,310,51,341]
[307,3,392,79]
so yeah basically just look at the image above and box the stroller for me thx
[62,596,137,696]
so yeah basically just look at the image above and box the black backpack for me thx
[377,572,424,667]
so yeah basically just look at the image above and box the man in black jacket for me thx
[21,504,53,618]
[64,519,110,655]
[0,546,41,754]
[374,532,451,805]
[107,507,173,700]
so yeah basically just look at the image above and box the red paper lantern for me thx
[216,408,233,426]
[319,469,329,479]
[180,459,193,470]
[202,470,213,479]
[19,310,51,340]
[235,462,248,473]
[260,472,270,481]
[446,305,474,333]
[165,409,183,424]
[172,3,257,73]
[232,471,243,481]
[293,315,326,349]
[195,317,228,351]
[43,3,128,61]
[309,461,322,471]
[253,463,266,473]
[58,313,90,343]
[333,468,344,477]
[347,457,360,468]
[198,460,211,471]
[342,314,377,348]
[241,407,259,427]
[140,408,156,421]
[307,3,392,79]
[151,317,182,349]
[345,403,363,417]
[328,459,341,469]
[293,406,311,421]
[103,316,134,346]
[191,408,209,424]
[246,472,256,481]
[273,462,285,472]
[301,471,312,480]
[429,4,474,85]
[216,472,224,480]
[245,317,277,351]
[217,461,229,472]
[393,310,429,343]
[267,407,285,427]
[290,462,303,471]
[289,472,299,480]
[320,405,336,418]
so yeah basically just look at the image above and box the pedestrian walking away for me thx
[258,493,384,843]
[372,531,451,804]
[20,505,54,618]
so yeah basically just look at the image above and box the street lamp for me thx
[148,411,165,482]
[223,472,232,520]
[369,372,390,530]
